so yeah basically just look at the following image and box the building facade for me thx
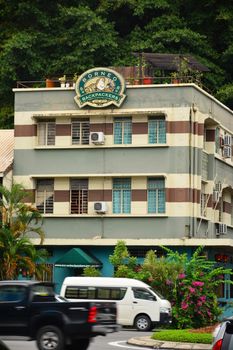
[13,69,233,311]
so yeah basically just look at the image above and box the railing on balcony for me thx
[16,75,204,89]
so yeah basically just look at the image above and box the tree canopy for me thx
[1,0,233,128]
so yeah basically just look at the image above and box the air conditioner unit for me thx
[94,202,107,213]
[212,190,220,203]
[223,146,231,158]
[90,132,105,144]
[217,223,227,235]
[224,134,232,146]
[215,182,222,193]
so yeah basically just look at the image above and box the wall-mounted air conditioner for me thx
[94,202,107,213]
[90,132,105,144]
[215,182,222,193]
[212,190,220,203]
[224,134,232,146]
[217,223,227,235]
[223,146,231,158]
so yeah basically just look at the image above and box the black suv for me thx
[212,318,233,350]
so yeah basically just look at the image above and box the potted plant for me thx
[73,73,78,87]
[59,75,66,88]
[171,71,180,84]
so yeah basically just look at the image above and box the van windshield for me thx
[149,287,165,299]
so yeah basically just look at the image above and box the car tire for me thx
[67,338,90,350]
[134,314,152,331]
[36,325,65,350]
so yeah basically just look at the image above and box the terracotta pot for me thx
[143,77,153,84]
[46,79,55,88]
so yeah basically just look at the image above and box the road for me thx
[3,329,153,350]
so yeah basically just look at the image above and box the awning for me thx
[55,248,102,268]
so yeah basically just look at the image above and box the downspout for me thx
[189,107,194,237]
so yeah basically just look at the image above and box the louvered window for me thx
[147,178,165,213]
[36,179,54,213]
[72,119,90,145]
[200,183,207,217]
[37,121,55,145]
[113,178,131,214]
[70,179,88,214]
[114,117,132,144]
[148,117,166,144]
[201,151,208,181]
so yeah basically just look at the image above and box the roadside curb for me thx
[127,336,212,350]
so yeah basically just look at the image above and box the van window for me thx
[132,288,156,301]
[65,286,127,300]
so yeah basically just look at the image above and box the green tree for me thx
[0,183,48,280]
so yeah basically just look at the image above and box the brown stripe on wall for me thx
[132,190,147,201]
[223,201,232,214]
[54,190,70,202]
[56,124,71,136]
[167,188,200,203]
[15,125,36,137]
[197,123,204,136]
[22,190,35,203]
[167,121,190,133]
[90,123,113,134]
[206,129,215,142]
[132,123,148,134]
[89,190,112,201]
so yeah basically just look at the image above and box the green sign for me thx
[74,67,126,108]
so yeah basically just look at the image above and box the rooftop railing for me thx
[16,75,203,89]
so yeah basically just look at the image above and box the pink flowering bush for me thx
[145,246,232,329]
[110,241,232,329]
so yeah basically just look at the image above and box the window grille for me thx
[72,119,90,145]
[113,178,131,214]
[37,121,55,146]
[36,179,54,214]
[148,117,166,144]
[147,178,165,213]
[70,179,88,214]
[114,117,132,144]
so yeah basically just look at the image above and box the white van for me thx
[60,277,172,331]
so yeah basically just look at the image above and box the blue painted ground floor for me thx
[40,244,233,319]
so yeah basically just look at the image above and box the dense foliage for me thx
[0,0,233,127]
[0,184,49,280]
[109,240,232,329]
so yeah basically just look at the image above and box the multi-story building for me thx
[0,129,14,188]
[13,68,233,309]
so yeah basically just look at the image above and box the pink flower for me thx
[189,287,195,293]
[178,273,186,279]
[166,279,172,285]
[181,302,188,310]
[199,295,206,302]
[192,281,204,287]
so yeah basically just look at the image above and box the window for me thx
[215,127,222,155]
[64,287,127,300]
[37,120,56,146]
[36,179,54,214]
[147,178,165,213]
[148,117,166,144]
[70,179,88,214]
[200,183,208,217]
[132,288,156,301]
[113,178,131,214]
[72,119,90,145]
[114,117,132,144]
[0,286,27,302]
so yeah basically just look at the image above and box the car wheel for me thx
[67,338,90,350]
[36,325,65,350]
[134,314,152,331]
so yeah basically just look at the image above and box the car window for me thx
[0,286,27,302]
[132,288,156,301]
